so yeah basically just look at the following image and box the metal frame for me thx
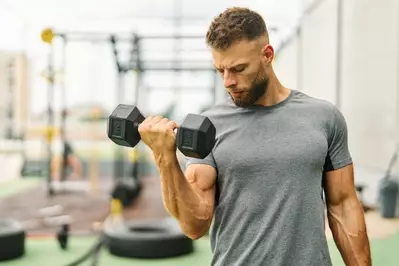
[59,34,68,183]
[44,28,217,182]
[46,42,55,196]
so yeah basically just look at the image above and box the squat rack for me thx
[40,28,218,192]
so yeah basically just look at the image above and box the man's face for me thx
[212,39,273,107]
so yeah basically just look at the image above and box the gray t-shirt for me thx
[186,89,352,266]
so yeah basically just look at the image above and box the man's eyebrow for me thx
[214,63,248,70]
[230,63,248,69]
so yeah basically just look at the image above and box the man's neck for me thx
[255,75,290,107]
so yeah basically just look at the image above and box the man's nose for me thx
[223,73,237,88]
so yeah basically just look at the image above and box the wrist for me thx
[153,150,178,166]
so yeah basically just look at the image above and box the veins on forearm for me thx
[327,198,366,237]
[327,198,370,265]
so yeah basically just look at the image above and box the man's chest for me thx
[213,118,329,178]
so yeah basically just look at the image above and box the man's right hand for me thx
[138,116,179,156]
[138,116,217,239]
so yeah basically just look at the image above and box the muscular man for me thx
[138,7,371,266]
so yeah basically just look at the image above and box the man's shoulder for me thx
[292,90,337,115]
[291,90,346,134]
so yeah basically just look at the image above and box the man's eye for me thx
[233,66,245,72]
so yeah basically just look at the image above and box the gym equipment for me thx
[107,104,216,159]
[102,217,194,259]
[63,237,103,266]
[378,144,399,218]
[39,205,63,217]
[25,215,72,250]
[41,28,55,44]
[39,28,217,195]
[57,224,69,250]
[22,205,72,251]
[22,205,66,229]
[0,219,25,261]
[111,176,142,207]
[62,199,124,266]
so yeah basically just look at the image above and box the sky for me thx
[0,0,303,119]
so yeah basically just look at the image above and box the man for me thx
[138,7,371,266]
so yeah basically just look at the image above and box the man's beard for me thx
[230,75,269,108]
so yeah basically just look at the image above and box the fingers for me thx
[140,116,162,129]
[166,120,178,130]
[140,115,178,131]
[143,116,163,126]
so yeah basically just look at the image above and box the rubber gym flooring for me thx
[1,179,399,266]
[0,175,169,235]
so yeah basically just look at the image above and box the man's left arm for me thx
[324,165,371,266]
[322,105,371,266]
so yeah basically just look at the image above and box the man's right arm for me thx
[155,152,217,240]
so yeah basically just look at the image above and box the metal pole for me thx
[6,59,15,139]
[110,35,122,73]
[112,36,121,179]
[133,35,141,105]
[131,34,141,181]
[335,0,343,109]
[140,34,203,39]
[110,35,126,181]
[113,71,125,181]
[47,43,55,197]
[60,34,68,182]
[53,32,204,42]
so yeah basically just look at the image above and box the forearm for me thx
[327,197,371,266]
[154,152,212,237]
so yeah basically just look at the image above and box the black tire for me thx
[0,219,25,261]
[103,217,194,259]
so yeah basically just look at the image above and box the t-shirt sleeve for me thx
[323,106,353,172]
[185,151,217,170]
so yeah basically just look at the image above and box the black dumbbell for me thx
[107,104,216,159]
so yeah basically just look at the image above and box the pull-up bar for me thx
[129,60,214,71]
[40,28,215,73]
[41,28,204,43]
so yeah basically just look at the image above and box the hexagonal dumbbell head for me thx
[176,114,216,159]
[107,104,145,147]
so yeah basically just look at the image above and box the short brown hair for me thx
[206,7,269,50]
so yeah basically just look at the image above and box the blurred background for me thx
[0,0,398,265]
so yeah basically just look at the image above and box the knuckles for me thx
[138,116,175,134]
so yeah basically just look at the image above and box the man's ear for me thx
[262,44,274,63]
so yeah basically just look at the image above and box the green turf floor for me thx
[0,179,41,198]
[329,232,399,266]
[0,232,397,266]
[1,179,399,265]
[5,236,212,266]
